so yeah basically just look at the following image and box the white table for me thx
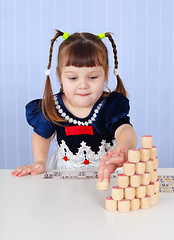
[0,168,174,240]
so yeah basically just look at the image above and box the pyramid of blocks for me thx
[98,135,160,212]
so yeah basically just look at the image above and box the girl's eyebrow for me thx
[88,70,102,74]
[64,70,77,73]
[63,68,103,74]
[64,71,101,75]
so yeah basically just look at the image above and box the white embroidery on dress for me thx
[48,139,116,170]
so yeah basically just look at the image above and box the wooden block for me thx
[123,162,135,176]
[150,170,158,182]
[145,159,154,173]
[156,191,160,202]
[130,174,141,188]
[124,186,135,200]
[141,172,150,185]
[135,185,146,198]
[135,161,145,174]
[146,182,155,196]
[112,186,124,201]
[141,195,151,209]
[128,149,140,163]
[117,174,129,188]
[150,146,157,159]
[130,198,140,211]
[96,178,109,191]
[150,193,158,206]
[105,197,117,211]
[153,157,159,170]
[140,148,150,162]
[141,135,153,148]
[154,180,160,193]
[118,199,130,213]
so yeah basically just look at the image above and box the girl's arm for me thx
[32,132,51,166]
[11,132,51,177]
[98,124,137,181]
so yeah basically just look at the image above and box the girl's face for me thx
[59,65,106,113]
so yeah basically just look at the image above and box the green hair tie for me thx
[98,33,105,39]
[62,32,70,40]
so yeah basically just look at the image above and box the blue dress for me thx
[26,91,131,169]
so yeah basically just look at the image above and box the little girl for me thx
[11,30,137,180]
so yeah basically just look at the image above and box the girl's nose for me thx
[78,78,88,89]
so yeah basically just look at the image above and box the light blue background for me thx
[0,0,174,169]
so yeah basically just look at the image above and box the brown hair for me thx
[42,30,127,124]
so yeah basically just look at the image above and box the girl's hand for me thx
[11,162,46,177]
[98,147,125,182]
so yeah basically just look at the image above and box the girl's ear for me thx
[105,65,109,83]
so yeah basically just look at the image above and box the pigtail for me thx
[105,32,127,98]
[42,30,65,124]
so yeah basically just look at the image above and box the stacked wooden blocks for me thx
[97,135,160,212]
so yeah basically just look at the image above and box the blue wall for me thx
[0,0,174,168]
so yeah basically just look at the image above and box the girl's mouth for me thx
[77,93,90,96]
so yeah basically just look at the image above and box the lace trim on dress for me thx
[48,139,116,169]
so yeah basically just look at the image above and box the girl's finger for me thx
[106,163,117,174]
[18,168,32,177]
[119,146,125,151]
[108,149,118,157]
[103,163,118,182]
[11,166,25,175]
[12,168,25,176]
[106,155,124,166]
[117,162,124,167]
[21,165,41,176]
[119,146,125,157]
[98,155,108,182]
[103,168,111,182]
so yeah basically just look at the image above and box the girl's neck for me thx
[62,94,93,119]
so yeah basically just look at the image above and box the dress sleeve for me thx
[25,99,55,139]
[101,92,131,135]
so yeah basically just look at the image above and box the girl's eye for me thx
[90,76,97,80]
[69,77,77,80]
